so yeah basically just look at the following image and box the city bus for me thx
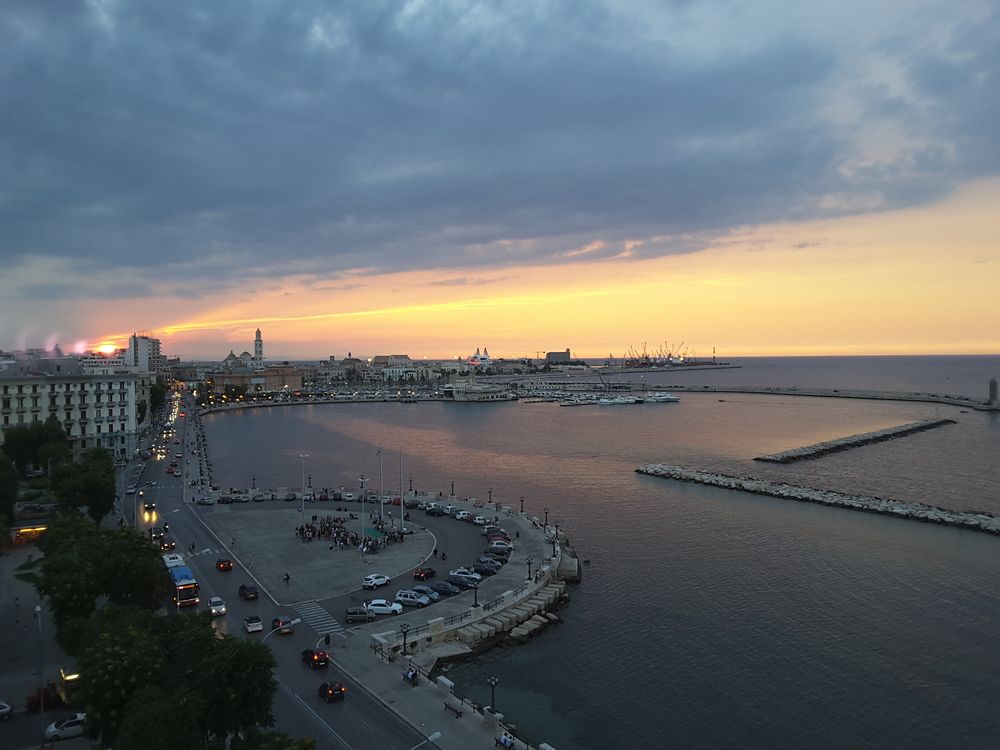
[163,553,200,607]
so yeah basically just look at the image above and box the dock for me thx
[754,419,955,463]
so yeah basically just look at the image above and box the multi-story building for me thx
[0,362,153,461]
[125,333,166,373]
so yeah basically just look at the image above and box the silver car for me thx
[394,590,431,607]
[208,596,227,616]
[411,584,441,602]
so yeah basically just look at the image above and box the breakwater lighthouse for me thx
[989,377,999,409]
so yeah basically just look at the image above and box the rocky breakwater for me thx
[637,464,1000,536]
[754,418,956,463]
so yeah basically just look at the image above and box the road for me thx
[135,394,440,750]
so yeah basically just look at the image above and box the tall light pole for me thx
[359,474,367,553]
[543,507,550,526]
[407,732,442,750]
[378,447,384,522]
[526,557,534,580]
[399,448,405,529]
[486,675,499,712]
[299,454,309,514]
[399,622,410,655]
[519,496,525,514]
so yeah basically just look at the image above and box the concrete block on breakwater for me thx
[754,418,956,463]
[637,464,1000,536]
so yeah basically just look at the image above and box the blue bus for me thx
[163,553,200,607]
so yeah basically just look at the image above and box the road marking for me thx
[295,600,345,636]
[285,684,355,750]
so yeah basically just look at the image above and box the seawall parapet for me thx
[637,464,1000,536]
[754,418,955,463]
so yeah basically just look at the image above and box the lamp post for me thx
[409,476,413,492]
[407,732,442,750]
[378,447,384,522]
[251,474,256,490]
[526,558,533,580]
[35,605,44,714]
[486,675,499,712]
[473,583,479,607]
[519,496,525,514]
[299,453,309,514]
[450,480,455,497]
[543,507,550,526]
[488,487,493,504]
[551,535,557,558]
[359,474,367,552]
[399,622,410,655]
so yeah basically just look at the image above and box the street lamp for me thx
[407,732,442,750]
[551,535,557,558]
[299,453,309,513]
[262,617,302,642]
[526,558,534,579]
[378,447,384,521]
[488,487,493,504]
[450,480,455,497]
[486,675,499,712]
[251,474,256,490]
[473,583,479,607]
[409,476,413,492]
[543,507,550,526]
[399,622,411,655]
[519,496,525,514]
[359,474,368,553]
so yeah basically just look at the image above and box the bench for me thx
[443,700,464,718]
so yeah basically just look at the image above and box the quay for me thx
[754,418,956,463]
[636,464,1000,536]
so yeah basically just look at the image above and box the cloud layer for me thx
[1,0,998,348]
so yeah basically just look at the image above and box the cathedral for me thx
[221,328,265,370]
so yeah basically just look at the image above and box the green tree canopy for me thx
[2,415,69,475]
[149,381,166,415]
[0,449,18,527]
[53,448,116,523]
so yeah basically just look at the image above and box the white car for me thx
[482,525,504,536]
[196,496,214,505]
[364,598,403,615]
[455,510,472,521]
[0,699,11,720]
[244,615,263,633]
[395,590,432,608]
[449,567,482,582]
[489,540,514,552]
[45,713,87,740]
[208,596,227,616]
[473,515,489,525]
[363,574,391,590]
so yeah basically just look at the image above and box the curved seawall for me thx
[637,464,1000,536]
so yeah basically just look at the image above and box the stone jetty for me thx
[637,464,1000,536]
[754,418,955,463]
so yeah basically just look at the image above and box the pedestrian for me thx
[441,551,447,562]
[283,572,290,584]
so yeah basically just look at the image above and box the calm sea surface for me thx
[204,356,1000,749]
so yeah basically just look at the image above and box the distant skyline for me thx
[2,2,998,359]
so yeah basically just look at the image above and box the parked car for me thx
[445,574,478,590]
[317,682,347,702]
[302,649,329,668]
[302,493,315,502]
[443,504,456,515]
[449,567,482,582]
[472,562,497,577]
[482,525,505,536]
[412,567,436,581]
[425,505,447,517]
[239,584,259,600]
[44,713,87,740]
[473,515,489,526]
[395,590,432,608]
[216,558,234,571]
[344,606,377,624]
[271,616,295,634]
[244,615,263,633]
[252,494,266,502]
[416,502,429,510]
[363,574,391,590]
[363,599,403,615]
[430,580,462,596]
[218,495,233,504]
[489,540,514,553]
[412,584,440,602]
[477,556,503,571]
[196,496,214,505]
[455,510,472,521]
[208,596,227,616]
[233,494,250,503]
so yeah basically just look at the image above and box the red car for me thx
[412,567,436,581]
[216,558,234,571]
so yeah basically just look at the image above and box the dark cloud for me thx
[1,0,997,292]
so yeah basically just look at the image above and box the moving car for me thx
[302,649,329,668]
[363,599,403,616]
[238,584,259,600]
[318,681,347,702]
[216,558,234,571]
[159,536,176,551]
[143,499,156,511]
[149,526,164,540]
[271,616,295,634]
[395,589,432,608]
[412,584,440,602]
[243,615,263,633]
[45,713,87,740]
[208,596,227,616]
[412,567,436,581]
[362,574,391,590]
[344,606,376,624]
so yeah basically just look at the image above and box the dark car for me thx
[482,552,509,565]
[233,494,250,504]
[425,506,447,516]
[284,492,297,502]
[271,617,294,634]
[302,649,329,668]
[216,558,234,571]
[218,495,233,505]
[143,500,156,511]
[344,606,376,624]
[412,567,436,581]
[318,682,347,702]
[318,492,330,501]
[445,574,478,591]
[471,562,497,577]
[158,536,176,551]
[148,526,164,540]
[430,580,461,596]
[238,584,259,600]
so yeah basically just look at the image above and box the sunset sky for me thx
[2,1,998,360]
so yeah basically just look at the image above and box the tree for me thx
[101,529,171,609]
[137,399,148,425]
[195,637,277,744]
[114,685,203,750]
[54,448,116,523]
[0,450,17,527]
[230,729,317,750]
[149,381,166,415]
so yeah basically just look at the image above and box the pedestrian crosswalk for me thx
[295,601,344,636]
